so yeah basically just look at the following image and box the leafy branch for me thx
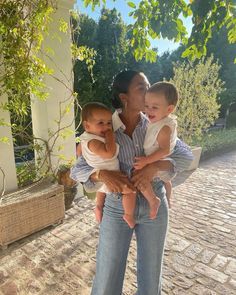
[82,0,236,62]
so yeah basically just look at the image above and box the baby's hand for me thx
[104,129,113,136]
[104,129,115,140]
[134,157,148,170]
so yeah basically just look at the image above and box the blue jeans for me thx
[91,181,169,295]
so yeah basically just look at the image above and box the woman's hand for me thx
[94,170,136,193]
[131,162,158,191]
[133,156,148,170]
[132,160,174,191]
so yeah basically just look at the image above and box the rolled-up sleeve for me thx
[171,139,194,172]
[157,139,194,182]
[70,156,102,193]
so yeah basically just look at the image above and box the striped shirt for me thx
[112,110,148,178]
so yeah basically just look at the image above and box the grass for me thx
[191,127,236,160]
[226,111,236,128]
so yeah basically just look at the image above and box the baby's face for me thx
[85,109,113,137]
[144,92,173,123]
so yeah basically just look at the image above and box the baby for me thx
[77,102,160,228]
[134,81,179,208]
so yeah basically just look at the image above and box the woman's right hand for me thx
[94,170,136,193]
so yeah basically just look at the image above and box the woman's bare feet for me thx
[94,206,103,223]
[149,197,161,219]
[123,214,136,228]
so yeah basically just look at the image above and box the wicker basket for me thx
[0,181,65,248]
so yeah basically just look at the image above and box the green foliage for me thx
[82,0,236,62]
[206,25,236,115]
[0,0,54,119]
[170,56,224,145]
[71,44,97,78]
[83,0,106,11]
[71,11,99,129]
[0,0,56,186]
[93,8,129,102]
[191,127,236,157]
[16,161,37,187]
[226,110,236,128]
[159,26,236,116]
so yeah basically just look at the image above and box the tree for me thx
[72,12,98,116]
[72,8,129,111]
[83,0,236,62]
[206,25,236,117]
[170,56,224,144]
[72,13,97,48]
[93,8,129,105]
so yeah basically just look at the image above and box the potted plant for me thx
[57,165,78,210]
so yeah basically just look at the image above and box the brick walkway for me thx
[0,151,235,295]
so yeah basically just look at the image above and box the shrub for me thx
[226,111,236,128]
[170,56,224,145]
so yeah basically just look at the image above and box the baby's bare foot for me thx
[123,214,136,228]
[94,206,103,223]
[149,198,161,219]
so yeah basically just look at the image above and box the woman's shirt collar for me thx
[112,109,147,132]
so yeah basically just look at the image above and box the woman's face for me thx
[124,73,150,112]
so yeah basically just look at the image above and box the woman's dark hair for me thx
[111,70,140,109]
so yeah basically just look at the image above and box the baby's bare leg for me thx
[122,193,136,228]
[164,181,172,208]
[141,184,160,219]
[95,192,106,223]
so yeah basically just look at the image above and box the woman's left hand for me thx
[131,162,157,191]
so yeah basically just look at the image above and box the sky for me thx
[75,0,192,54]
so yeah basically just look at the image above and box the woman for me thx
[71,70,193,295]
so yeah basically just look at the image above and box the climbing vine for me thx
[0,0,54,123]
[0,1,97,189]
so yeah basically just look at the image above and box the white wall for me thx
[0,93,18,193]
[31,0,76,174]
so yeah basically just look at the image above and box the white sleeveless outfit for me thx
[80,131,119,193]
[144,115,177,181]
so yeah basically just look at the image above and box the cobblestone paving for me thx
[0,151,235,295]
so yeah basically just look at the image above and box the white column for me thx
[31,0,76,174]
[0,93,18,193]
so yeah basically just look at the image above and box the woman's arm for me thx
[70,155,101,193]
[132,160,174,191]
[131,139,193,190]
[70,156,135,193]
[70,155,93,183]
[91,170,136,193]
